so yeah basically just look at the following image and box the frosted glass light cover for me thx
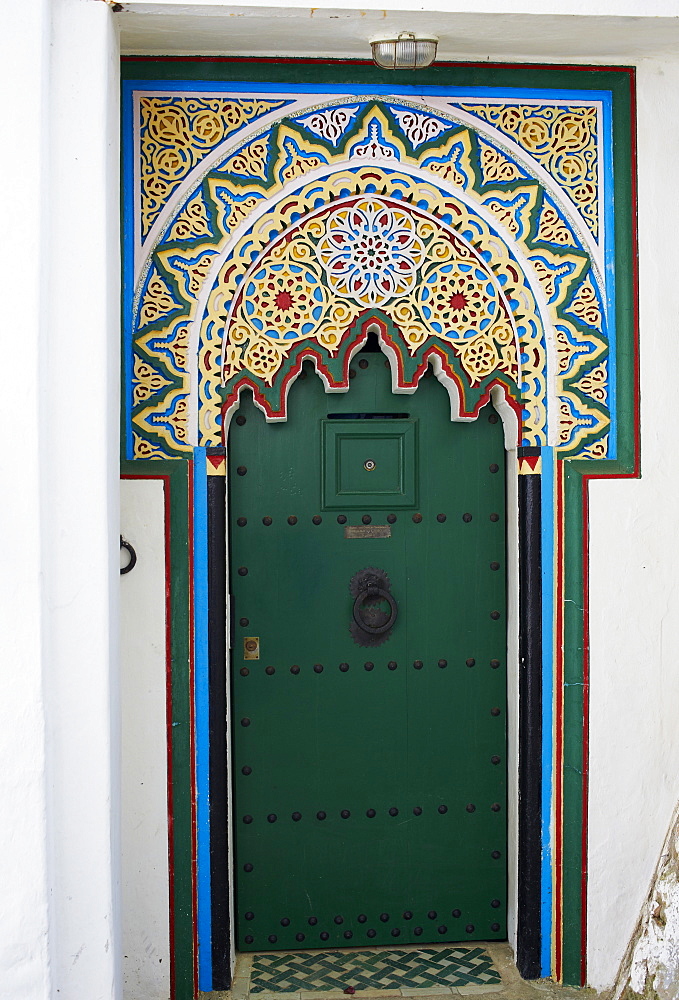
[371,33,438,70]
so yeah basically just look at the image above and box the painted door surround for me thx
[120,58,638,999]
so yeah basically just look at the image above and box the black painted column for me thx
[207,448,231,989]
[516,446,543,979]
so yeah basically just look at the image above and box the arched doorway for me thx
[228,336,508,951]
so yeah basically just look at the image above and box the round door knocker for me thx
[120,535,137,575]
[353,589,397,635]
[349,568,398,647]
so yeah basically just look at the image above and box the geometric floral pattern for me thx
[457,102,599,240]
[127,90,611,461]
[202,168,543,441]
[138,95,292,239]
[319,200,425,304]
[250,948,502,992]
[222,196,519,389]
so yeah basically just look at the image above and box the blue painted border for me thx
[121,79,616,464]
[123,79,615,101]
[122,84,136,460]
[121,82,616,979]
[601,93,617,460]
[540,446,555,976]
[193,447,213,990]
[121,80,617,459]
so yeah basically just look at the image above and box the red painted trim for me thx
[552,68,638,984]
[358,318,521,420]
[164,477,177,1000]
[121,55,635,75]
[554,460,565,984]
[220,324,370,427]
[123,61,640,986]
[578,75,638,983]
[579,483,590,987]
[221,343,358,427]
[353,317,518,416]
[221,321,521,429]
[122,473,176,1000]
[188,463,199,997]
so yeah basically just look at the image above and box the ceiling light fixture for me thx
[370,32,439,71]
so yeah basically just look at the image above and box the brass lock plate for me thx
[243,636,260,660]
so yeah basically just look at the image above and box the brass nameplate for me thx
[344,525,391,539]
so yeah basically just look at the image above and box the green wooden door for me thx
[229,349,506,952]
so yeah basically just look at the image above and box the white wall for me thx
[0,3,52,997]
[120,480,171,1000]
[0,0,122,998]
[7,1,679,997]
[119,0,679,11]
[115,9,679,993]
[118,1,679,62]
[586,55,679,991]
[42,1,121,995]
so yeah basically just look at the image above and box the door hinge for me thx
[228,594,234,651]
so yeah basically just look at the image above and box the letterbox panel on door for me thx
[322,420,417,509]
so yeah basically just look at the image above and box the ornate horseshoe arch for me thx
[130,96,610,459]
[209,186,529,441]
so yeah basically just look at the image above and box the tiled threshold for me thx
[200,942,599,1000]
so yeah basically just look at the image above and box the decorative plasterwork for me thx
[217,193,521,385]
[202,176,538,437]
[138,96,293,240]
[127,91,611,461]
[457,102,599,241]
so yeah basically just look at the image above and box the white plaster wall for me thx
[120,480,171,1000]
[586,56,679,992]
[0,3,51,998]
[114,10,679,991]
[122,0,679,11]
[41,2,122,995]
[118,2,679,62]
[8,1,679,997]
[0,0,121,998]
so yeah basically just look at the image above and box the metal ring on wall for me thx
[120,535,137,575]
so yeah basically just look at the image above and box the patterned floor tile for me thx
[250,948,501,993]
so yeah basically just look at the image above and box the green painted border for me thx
[120,56,637,468]
[121,58,638,990]
[122,56,628,101]
[562,464,587,985]
[559,66,637,986]
[121,458,195,999]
